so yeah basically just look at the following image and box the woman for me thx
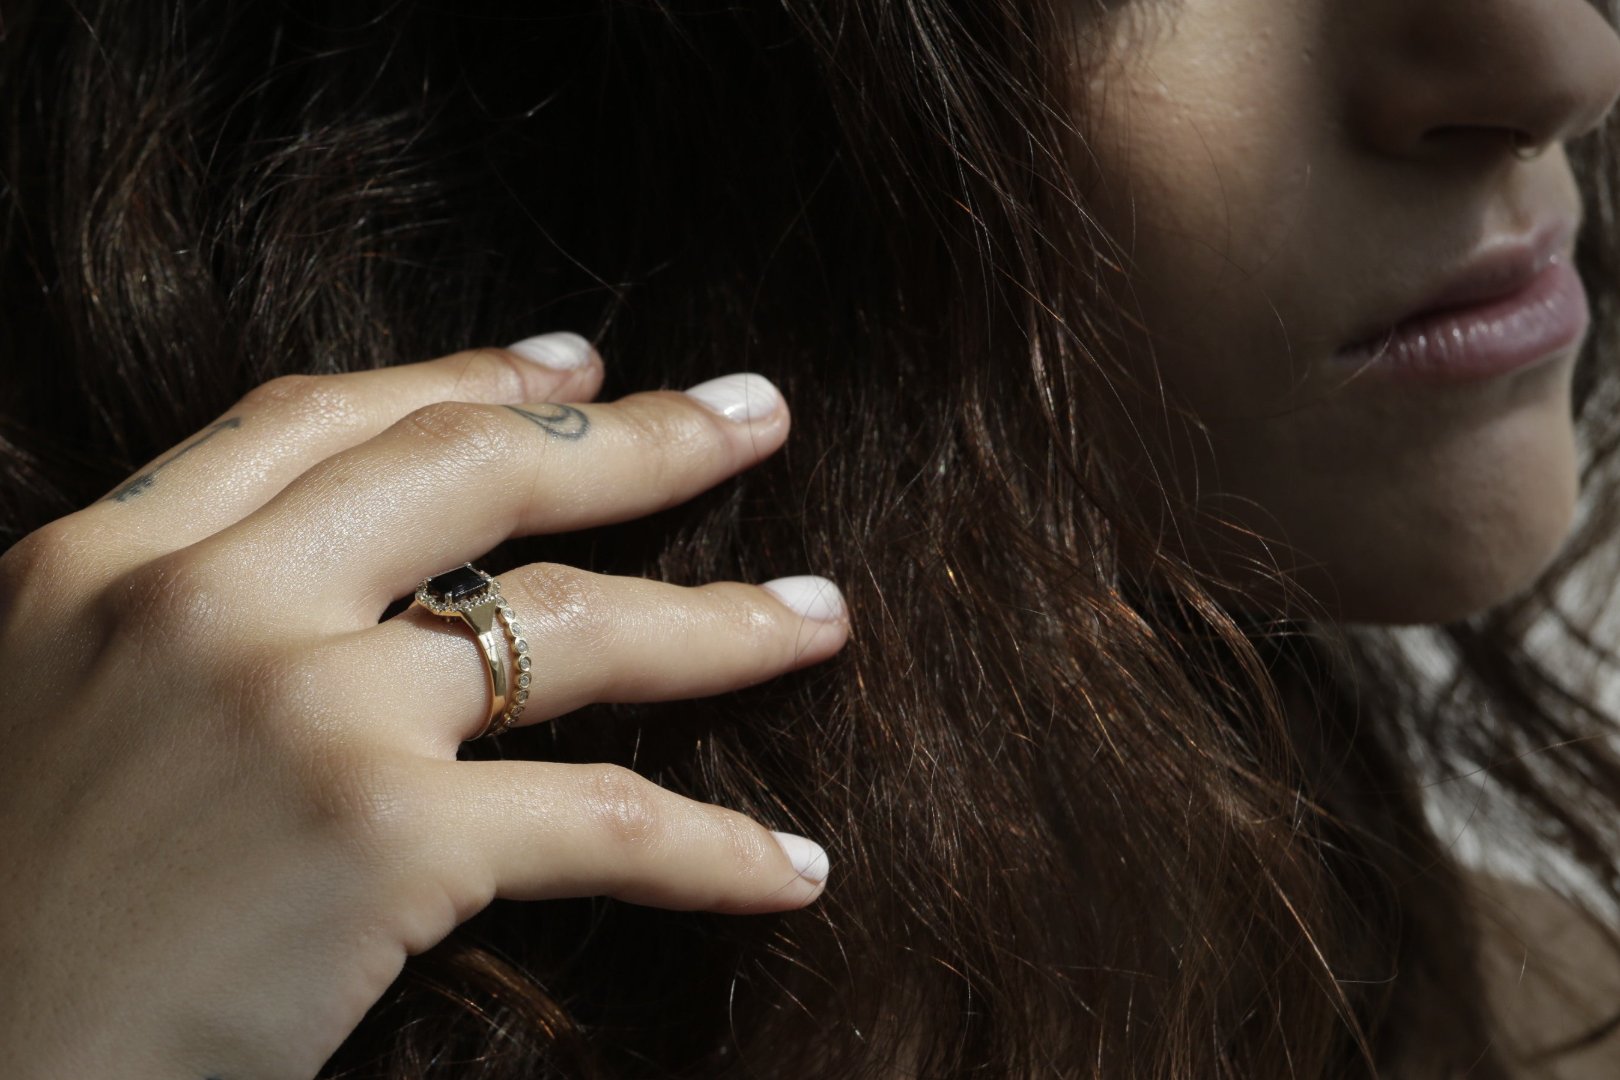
[3,0,1620,1075]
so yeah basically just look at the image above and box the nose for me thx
[1347,0,1620,163]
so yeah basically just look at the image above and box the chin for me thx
[1201,432,1582,628]
[1311,543,1569,626]
[1290,355,1587,626]
[1210,508,1577,626]
[1305,472,1580,627]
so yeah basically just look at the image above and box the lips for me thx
[1336,215,1580,356]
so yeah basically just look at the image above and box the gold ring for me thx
[411,562,531,739]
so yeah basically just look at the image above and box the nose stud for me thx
[1510,130,1547,161]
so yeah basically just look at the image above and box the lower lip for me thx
[1330,258,1590,383]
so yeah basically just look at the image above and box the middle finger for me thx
[201,372,789,630]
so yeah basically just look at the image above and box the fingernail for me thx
[762,575,847,623]
[507,332,597,370]
[683,372,782,422]
[771,831,830,884]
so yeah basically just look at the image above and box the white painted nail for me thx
[771,831,830,884]
[683,372,782,422]
[762,575,847,623]
[507,332,596,370]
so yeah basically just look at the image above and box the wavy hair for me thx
[6,0,1620,1076]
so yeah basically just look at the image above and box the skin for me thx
[6,5,1619,1077]
[0,345,847,1079]
[1073,0,1620,625]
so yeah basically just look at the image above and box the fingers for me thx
[344,567,848,749]
[77,333,605,572]
[207,372,791,627]
[421,758,830,914]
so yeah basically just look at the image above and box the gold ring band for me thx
[411,563,531,739]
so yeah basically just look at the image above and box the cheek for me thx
[1077,46,1582,623]
[1082,78,1326,416]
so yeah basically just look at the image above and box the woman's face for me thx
[1076,0,1620,624]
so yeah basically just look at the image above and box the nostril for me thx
[1350,0,1620,166]
[1419,125,1548,163]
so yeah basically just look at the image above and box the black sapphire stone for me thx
[426,564,489,604]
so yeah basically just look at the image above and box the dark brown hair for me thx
[7,0,1620,1076]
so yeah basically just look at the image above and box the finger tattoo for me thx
[504,403,590,440]
[106,417,244,503]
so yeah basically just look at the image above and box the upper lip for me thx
[1337,215,1580,353]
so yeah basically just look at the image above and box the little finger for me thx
[423,758,831,913]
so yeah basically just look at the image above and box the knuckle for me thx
[618,398,721,481]
[239,373,363,431]
[583,764,666,851]
[99,547,239,646]
[712,808,773,875]
[396,400,519,465]
[236,373,378,447]
[706,584,783,654]
[442,347,533,401]
[0,519,83,603]
[239,372,322,409]
[514,562,612,650]
[0,519,96,645]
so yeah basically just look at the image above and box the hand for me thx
[0,334,846,1080]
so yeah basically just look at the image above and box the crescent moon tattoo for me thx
[504,403,590,440]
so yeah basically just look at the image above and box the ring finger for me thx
[325,565,848,751]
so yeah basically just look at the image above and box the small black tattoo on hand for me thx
[107,417,243,502]
[504,403,590,440]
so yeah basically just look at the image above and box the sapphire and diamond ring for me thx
[412,562,530,739]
